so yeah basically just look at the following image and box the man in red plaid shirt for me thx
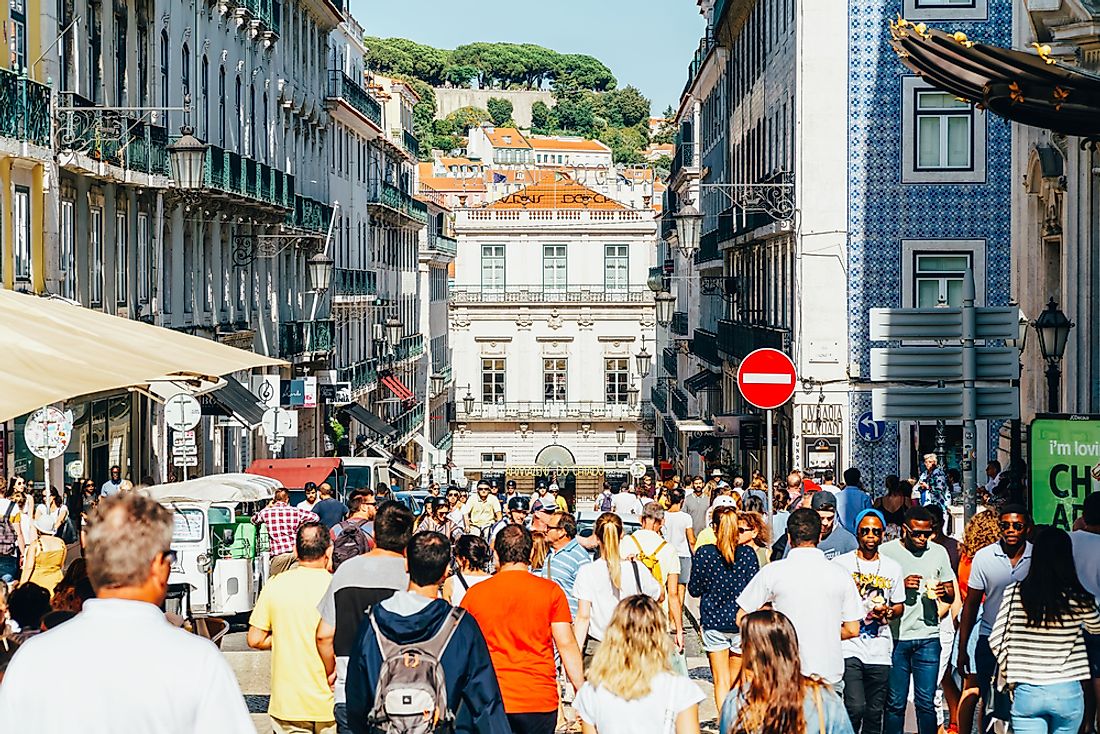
[255,488,319,576]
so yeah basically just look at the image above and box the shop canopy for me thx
[0,289,284,422]
[888,20,1100,137]
[245,457,341,490]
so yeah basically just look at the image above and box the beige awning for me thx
[0,290,285,422]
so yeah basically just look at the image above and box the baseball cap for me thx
[810,491,837,511]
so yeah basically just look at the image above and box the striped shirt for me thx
[989,582,1100,686]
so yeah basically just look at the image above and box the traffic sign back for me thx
[737,349,797,410]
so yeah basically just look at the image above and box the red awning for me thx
[246,458,341,489]
[382,375,415,401]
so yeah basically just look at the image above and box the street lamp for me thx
[616,425,627,446]
[462,387,475,414]
[674,202,703,260]
[307,251,334,293]
[655,291,676,326]
[625,382,639,408]
[384,316,403,349]
[167,126,207,190]
[634,343,651,379]
[647,268,665,293]
[430,373,444,396]
[1033,298,1074,413]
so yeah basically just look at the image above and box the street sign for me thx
[172,456,199,467]
[24,407,73,460]
[303,377,318,408]
[67,460,84,478]
[172,431,196,448]
[856,411,886,442]
[254,375,280,409]
[173,445,198,456]
[165,393,202,432]
[870,347,1019,381]
[628,461,647,479]
[736,348,797,410]
[870,307,1018,341]
[871,386,1019,421]
[261,407,298,440]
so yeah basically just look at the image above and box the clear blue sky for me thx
[348,0,706,115]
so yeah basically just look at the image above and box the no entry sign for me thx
[737,348,797,410]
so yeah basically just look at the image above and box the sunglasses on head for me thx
[999,521,1025,531]
[858,526,884,536]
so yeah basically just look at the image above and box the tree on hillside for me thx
[442,64,478,88]
[364,37,450,86]
[486,97,514,126]
[554,92,598,137]
[555,54,616,92]
[598,125,648,165]
[531,100,555,134]
[653,105,677,144]
[437,106,492,136]
[600,86,651,128]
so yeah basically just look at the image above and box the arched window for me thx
[261,92,268,163]
[249,84,256,159]
[218,67,226,148]
[234,76,242,152]
[159,30,168,110]
[181,43,190,102]
[200,56,208,139]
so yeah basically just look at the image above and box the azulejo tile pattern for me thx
[846,0,1013,482]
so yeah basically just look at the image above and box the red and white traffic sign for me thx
[737,348,797,410]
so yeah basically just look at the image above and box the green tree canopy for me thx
[436,106,492,136]
[486,97,514,126]
[600,86,651,128]
[364,37,451,86]
[530,100,555,135]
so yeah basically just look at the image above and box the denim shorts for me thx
[679,556,692,585]
[702,629,741,654]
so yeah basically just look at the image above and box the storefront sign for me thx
[1029,416,1100,530]
[802,437,841,480]
[800,404,844,437]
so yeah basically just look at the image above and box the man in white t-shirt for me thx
[622,503,684,650]
[834,509,905,734]
[610,487,644,520]
[661,488,696,612]
[737,508,863,686]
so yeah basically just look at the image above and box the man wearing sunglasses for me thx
[957,504,1032,720]
[880,505,957,734]
[835,509,905,734]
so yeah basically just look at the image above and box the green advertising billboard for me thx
[1029,416,1100,530]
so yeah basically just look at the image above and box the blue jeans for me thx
[1012,681,1085,734]
[885,638,941,734]
[334,703,350,734]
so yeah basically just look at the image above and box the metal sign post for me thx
[736,348,797,525]
[765,410,774,518]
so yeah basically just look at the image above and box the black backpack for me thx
[331,518,374,570]
[368,606,464,734]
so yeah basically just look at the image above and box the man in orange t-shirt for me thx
[462,524,585,734]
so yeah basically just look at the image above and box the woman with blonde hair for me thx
[529,529,551,574]
[720,610,853,734]
[573,513,662,659]
[688,505,761,712]
[575,595,704,733]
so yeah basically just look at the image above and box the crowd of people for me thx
[0,462,1097,734]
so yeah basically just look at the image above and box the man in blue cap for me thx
[834,509,906,734]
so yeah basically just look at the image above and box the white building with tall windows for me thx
[450,180,657,501]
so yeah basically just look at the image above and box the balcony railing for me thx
[683,33,717,98]
[326,69,382,127]
[402,129,419,157]
[696,229,721,265]
[651,382,669,415]
[57,92,170,174]
[394,333,424,362]
[717,319,788,362]
[286,194,332,233]
[427,233,457,256]
[0,68,50,146]
[671,311,689,337]
[450,286,653,305]
[662,346,679,380]
[459,400,652,421]
[279,319,335,358]
[237,0,280,35]
[203,144,295,209]
[338,358,379,395]
[368,182,429,226]
[458,209,651,226]
[392,402,424,441]
[332,268,377,297]
[671,387,693,421]
[692,328,721,367]
[669,135,697,183]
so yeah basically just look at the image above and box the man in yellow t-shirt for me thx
[462,481,502,533]
[248,521,335,734]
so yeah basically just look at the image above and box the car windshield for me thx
[173,509,204,542]
[344,466,373,493]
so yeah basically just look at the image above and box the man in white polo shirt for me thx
[737,507,864,687]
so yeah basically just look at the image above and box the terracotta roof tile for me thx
[527,136,611,153]
[484,127,531,149]
[485,180,629,210]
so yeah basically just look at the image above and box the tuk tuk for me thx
[144,473,281,618]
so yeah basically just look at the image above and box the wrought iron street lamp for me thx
[655,291,676,326]
[674,202,703,260]
[1033,298,1074,413]
[462,387,475,414]
[430,373,445,396]
[167,126,207,190]
[625,382,640,408]
[384,316,403,349]
[634,343,652,379]
[616,425,627,446]
[307,252,334,293]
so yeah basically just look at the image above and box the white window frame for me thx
[137,212,150,304]
[605,357,630,405]
[90,206,104,306]
[902,77,986,184]
[914,91,972,171]
[900,240,986,309]
[115,211,128,305]
[482,358,506,405]
[542,244,567,292]
[481,244,505,292]
[903,0,986,21]
[543,358,567,403]
[60,200,75,299]
[12,186,30,283]
[604,244,629,291]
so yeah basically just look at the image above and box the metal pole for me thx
[961,271,978,521]
[1047,360,1061,413]
[766,409,774,522]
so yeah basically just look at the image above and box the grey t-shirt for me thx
[317,554,408,704]
[683,491,710,536]
[880,539,957,641]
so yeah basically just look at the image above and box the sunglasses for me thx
[858,527,884,536]
[908,529,933,538]
[738,526,752,533]
[999,521,1025,531]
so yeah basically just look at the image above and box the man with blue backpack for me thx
[345,531,509,734]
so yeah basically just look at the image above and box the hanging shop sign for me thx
[1029,415,1100,530]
